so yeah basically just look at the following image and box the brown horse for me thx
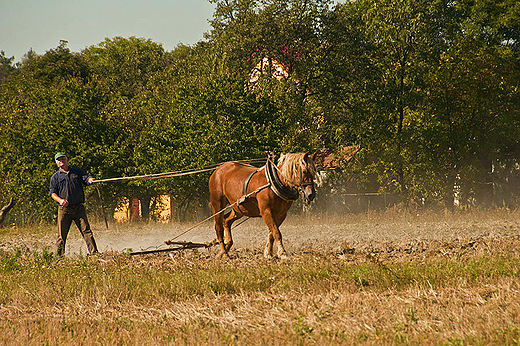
[209,153,317,259]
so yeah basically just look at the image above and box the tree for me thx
[83,36,171,98]
[0,42,109,222]
[208,0,335,151]
[131,42,285,220]
[0,51,17,85]
[81,37,173,221]
[419,0,520,208]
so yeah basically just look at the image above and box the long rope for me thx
[94,158,266,184]
[94,167,216,183]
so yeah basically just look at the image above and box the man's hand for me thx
[59,199,69,207]
[88,177,96,184]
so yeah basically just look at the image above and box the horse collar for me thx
[265,158,299,201]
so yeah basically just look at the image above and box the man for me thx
[50,152,99,257]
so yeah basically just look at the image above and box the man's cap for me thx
[54,152,67,161]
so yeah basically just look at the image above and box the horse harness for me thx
[239,157,313,204]
[237,166,267,205]
[264,158,299,201]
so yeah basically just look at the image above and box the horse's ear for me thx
[268,152,279,164]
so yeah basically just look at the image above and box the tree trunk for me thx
[0,197,15,226]
[396,54,408,195]
[443,171,456,212]
[140,195,152,222]
[169,195,178,223]
[477,156,494,207]
[129,198,141,223]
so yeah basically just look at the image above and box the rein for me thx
[94,158,266,184]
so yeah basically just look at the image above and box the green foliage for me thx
[1,0,520,224]
[333,0,520,208]
[0,42,110,222]
[0,51,17,85]
[208,0,336,150]
[83,36,170,98]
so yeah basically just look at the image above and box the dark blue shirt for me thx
[49,167,92,205]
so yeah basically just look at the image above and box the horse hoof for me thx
[219,252,231,260]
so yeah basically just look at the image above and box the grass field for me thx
[1,209,519,345]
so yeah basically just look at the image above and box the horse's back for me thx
[209,162,257,196]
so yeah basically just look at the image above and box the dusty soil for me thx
[2,209,519,259]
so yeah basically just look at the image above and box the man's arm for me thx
[78,168,96,185]
[51,192,69,207]
[49,174,68,206]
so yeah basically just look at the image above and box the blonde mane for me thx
[277,153,317,185]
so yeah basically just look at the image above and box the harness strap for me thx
[242,166,264,197]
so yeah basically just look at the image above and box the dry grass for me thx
[1,209,520,345]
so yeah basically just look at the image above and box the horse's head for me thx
[278,152,317,204]
[300,153,317,204]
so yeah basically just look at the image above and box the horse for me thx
[208,153,318,259]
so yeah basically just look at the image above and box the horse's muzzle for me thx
[303,188,316,204]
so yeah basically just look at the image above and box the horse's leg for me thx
[264,232,274,259]
[223,209,242,253]
[211,196,228,259]
[262,210,288,259]
[273,212,288,259]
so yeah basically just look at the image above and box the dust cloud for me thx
[60,210,520,257]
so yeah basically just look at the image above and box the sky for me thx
[0,0,217,63]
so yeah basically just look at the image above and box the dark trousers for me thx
[56,204,98,256]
